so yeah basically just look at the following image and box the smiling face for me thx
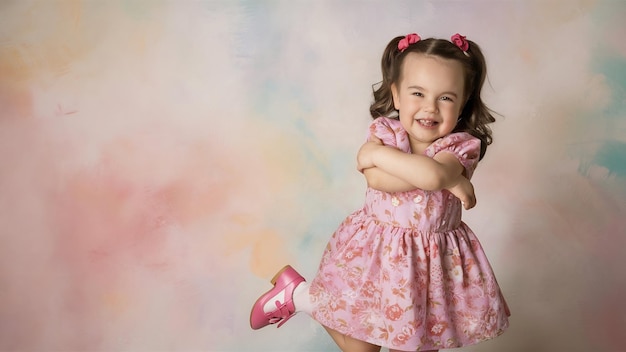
[391,53,466,153]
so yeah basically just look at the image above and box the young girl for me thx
[250,33,510,352]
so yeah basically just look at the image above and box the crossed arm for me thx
[357,137,476,209]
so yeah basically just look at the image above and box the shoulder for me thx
[368,117,410,151]
[369,116,403,131]
[426,132,482,177]
[425,132,481,157]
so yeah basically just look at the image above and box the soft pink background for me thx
[1,1,625,351]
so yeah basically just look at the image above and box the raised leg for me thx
[249,265,305,329]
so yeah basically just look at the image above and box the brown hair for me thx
[370,35,496,159]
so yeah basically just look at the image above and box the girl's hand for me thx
[447,176,476,210]
[357,136,383,172]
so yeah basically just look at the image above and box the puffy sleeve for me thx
[367,117,411,153]
[425,132,481,179]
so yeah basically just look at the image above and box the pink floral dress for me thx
[310,117,510,351]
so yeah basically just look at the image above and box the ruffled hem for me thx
[309,210,510,351]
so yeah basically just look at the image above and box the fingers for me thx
[462,195,477,210]
[369,135,383,144]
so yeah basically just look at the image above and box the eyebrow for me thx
[407,85,459,98]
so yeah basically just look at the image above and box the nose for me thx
[423,98,438,113]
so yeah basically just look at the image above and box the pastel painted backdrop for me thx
[1,1,625,351]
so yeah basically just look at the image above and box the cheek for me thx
[442,104,461,118]
[398,113,414,130]
[456,103,464,115]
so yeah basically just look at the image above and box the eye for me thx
[411,92,424,97]
[440,96,454,102]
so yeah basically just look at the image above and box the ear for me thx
[390,83,400,110]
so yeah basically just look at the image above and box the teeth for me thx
[418,119,437,126]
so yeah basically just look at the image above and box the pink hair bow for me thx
[398,33,421,52]
[451,33,469,52]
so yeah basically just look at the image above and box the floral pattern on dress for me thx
[310,117,510,351]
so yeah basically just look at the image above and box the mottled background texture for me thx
[1,1,625,351]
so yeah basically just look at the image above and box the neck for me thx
[409,139,430,155]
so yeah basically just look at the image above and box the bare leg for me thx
[390,350,438,352]
[323,326,381,352]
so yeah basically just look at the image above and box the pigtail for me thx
[454,40,496,160]
[369,36,405,119]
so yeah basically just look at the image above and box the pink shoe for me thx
[250,265,305,330]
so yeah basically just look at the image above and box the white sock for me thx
[262,281,312,315]
[292,281,312,315]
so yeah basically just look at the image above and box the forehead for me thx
[399,53,465,90]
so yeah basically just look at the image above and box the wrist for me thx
[370,144,385,167]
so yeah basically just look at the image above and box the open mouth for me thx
[417,119,439,127]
